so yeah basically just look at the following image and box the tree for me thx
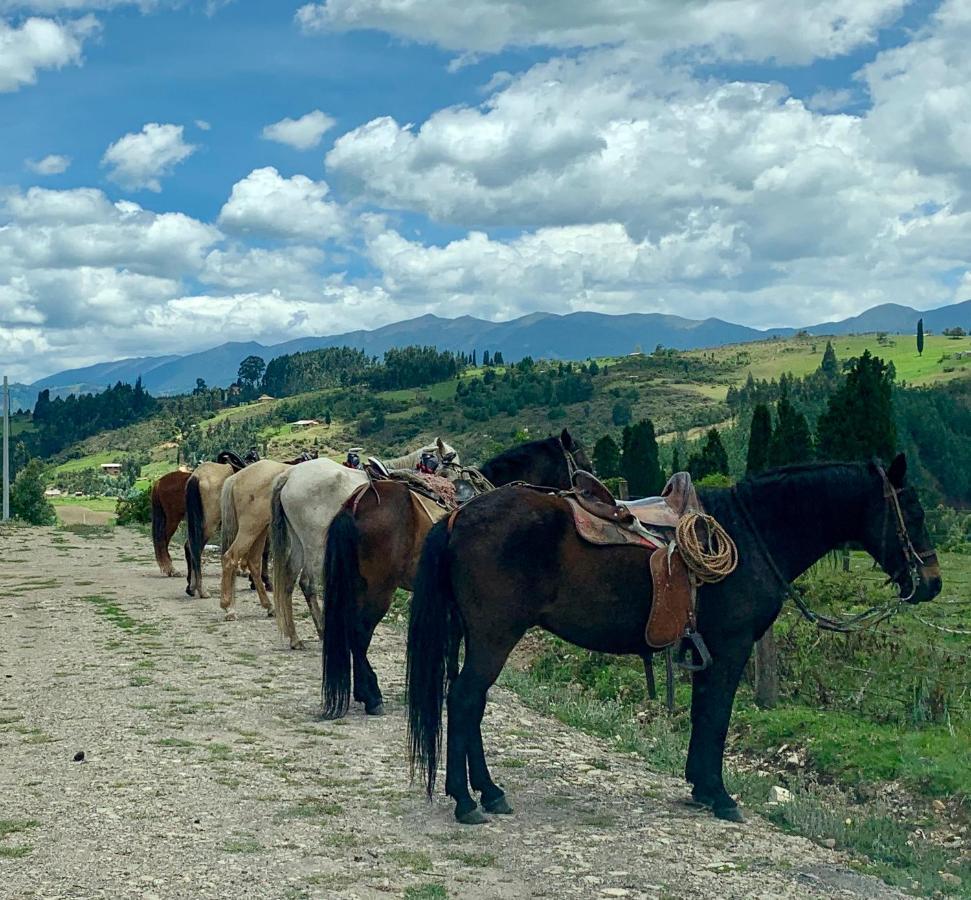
[237,355,266,392]
[593,435,621,479]
[482,350,491,366]
[688,428,729,480]
[671,447,681,476]
[769,385,813,466]
[817,350,896,462]
[620,419,665,497]
[746,403,773,474]
[917,318,924,356]
[611,400,632,426]
[472,349,477,367]
[11,459,56,525]
[820,340,839,379]
[192,377,208,395]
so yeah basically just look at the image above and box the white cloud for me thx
[101,122,196,191]
[218,166,346,240]
[262,109,335,150]
[25,153,71,174]
[194,118,211,130]
[297,0,905,64]
[0,15,97,92]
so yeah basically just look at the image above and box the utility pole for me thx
[2,375,9,521]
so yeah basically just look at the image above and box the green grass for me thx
[49,495,119,512]
[0,845,32,859]
[0,820,39,840]
[390,850,433,873]
[52,451,117,474]
[80,595,155,633]
[403,885,447,900]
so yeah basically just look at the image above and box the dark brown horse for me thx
[150,470,191,576]
[322,429,592,718]
[406,456,941,824]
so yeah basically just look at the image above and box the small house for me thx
[257,394,275,403]
[100,463,123,477]
[291,419,321,429]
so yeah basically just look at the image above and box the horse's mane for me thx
[480,436,558,476]
[730,460,870,512]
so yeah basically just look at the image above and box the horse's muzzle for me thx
[909,562,942,604]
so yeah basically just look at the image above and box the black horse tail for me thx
[184,475,204,595]
[406,518,457,798]
[270,472,296,642]
[150,482,168,572]
[322,508,359,719]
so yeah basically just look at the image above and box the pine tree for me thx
[820,341,839,379]
[671,447,681,476]
[620,419,665,497]
[482,350,491,366]
[917,318,924,357]
[688,429,729,480]
[592,435,621,479]
[746,403,773,473]
[769,384,813,466]
[817,350,896,461]
[472,349,477,367]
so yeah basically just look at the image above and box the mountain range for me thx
[7,299,971,411]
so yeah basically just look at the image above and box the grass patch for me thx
[0,820,38,840]
[0,845,32,859]
[403,884,447,900]
[273,799,343,822]
[220,834,263,853]
[390,849,433,873]
[79,595,156,634]
[446,850,495,867]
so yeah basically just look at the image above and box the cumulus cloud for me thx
[25,153,71,174]
[101,122,196,191]
[261,109,335,150]
[218,166,346,240]
[0,15,97,92]
[297,0,905,64]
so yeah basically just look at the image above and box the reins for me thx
[731,482,903,634]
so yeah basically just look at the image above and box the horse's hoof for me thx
[713,805,744,823]
[199,591,210,600]
[291,640,306,651]
[456,807,489,826]
[483,794,512,815]
[266,609,275,618]
[224,611,237,622]
[365,702,385,717]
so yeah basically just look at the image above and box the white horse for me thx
[270,440,459,649]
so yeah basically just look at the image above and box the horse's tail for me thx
[220,478,238,557]
[407,518,457,798]
[185,475,205,593]
[321,508,360,719]
[150,482,168,572]
[270,472,296,642]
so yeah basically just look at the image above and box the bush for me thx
[10,459,56,525]
[115,486,152,525]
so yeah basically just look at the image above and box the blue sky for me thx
[2,0,969,381]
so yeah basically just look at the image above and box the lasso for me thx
[675,511,739,584]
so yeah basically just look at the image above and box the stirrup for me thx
[674,629,712,672]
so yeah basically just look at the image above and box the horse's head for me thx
[559,428,594,476]
[432,438,463,480]
[861,454,941,604]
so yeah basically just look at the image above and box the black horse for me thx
[406,455,941,824]
[320,429,592,718]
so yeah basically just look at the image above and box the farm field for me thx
[0,522,907,900]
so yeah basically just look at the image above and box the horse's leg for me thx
[261,540,272,592]
[163,506,180,577]
[196,523,213,599]
[351,590,390,715]
[684,634,753,821]
[448,637,519,825]
[301,535,325,636]
[248,534,273,617]
[220,543,239,620]
[184,541,195,595]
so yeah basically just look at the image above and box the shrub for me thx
[115,486,152,525]
[10,459,56,525]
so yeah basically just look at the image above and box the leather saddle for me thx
[566,470,709,665]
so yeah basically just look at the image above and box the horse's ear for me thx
[888,452,907,488]
[436,437,446,457]
[560,428,574,450]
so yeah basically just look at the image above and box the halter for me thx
[875,464,935,603]
[559,436,581,484]
[733,465,932,633]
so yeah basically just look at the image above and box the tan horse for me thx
[218,453,318,621]
[150,469,190,576]
[184,460,236,599]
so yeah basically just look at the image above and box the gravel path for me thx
[0,524,905,899]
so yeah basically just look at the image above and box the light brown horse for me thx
[218,453,317,621]
[185,460,236,599]
[150,469,190,576]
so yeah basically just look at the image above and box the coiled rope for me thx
[675,512,739,584]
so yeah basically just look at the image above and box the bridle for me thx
[733,465,934,633]
[559,436,583,484]
[876,464,936,603]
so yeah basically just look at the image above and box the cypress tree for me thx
[620,419,665,497]
[820,340,839,379]
[917,318,924,357]
[769,384,813,466]
[688,429,729,480]
[817,350,896,461]
[592,435,621,479]
[746,403,773,474]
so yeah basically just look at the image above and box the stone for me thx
[768,786,792,804]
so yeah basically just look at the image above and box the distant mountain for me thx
[16,299,971,403]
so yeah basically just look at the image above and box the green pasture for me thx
[699,332,971,387]
[49,495,118,513]
[52,451,116,474]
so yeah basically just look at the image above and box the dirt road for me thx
[0,524,904,899]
